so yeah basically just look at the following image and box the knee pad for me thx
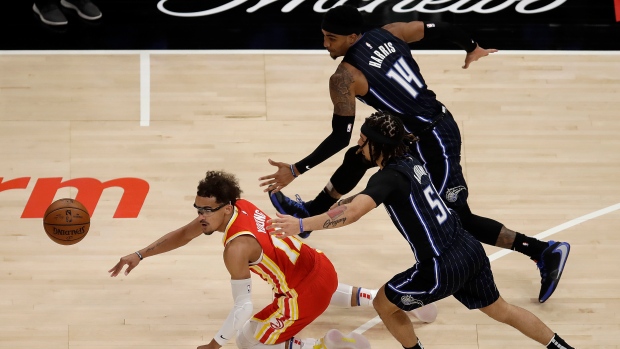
[236,321,260,349]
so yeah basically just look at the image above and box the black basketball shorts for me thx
[384,231,500,311]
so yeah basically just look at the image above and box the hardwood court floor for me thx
[1,51,619,348]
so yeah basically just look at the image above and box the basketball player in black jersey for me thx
[259,5,570,303]
[267,111,576,349]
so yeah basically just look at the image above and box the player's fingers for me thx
[125,265,135,276]
[258,179,275,187]
[268,158,285,167]
[108,262,123,275]
[258,173,277,181]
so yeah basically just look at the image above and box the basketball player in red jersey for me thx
[109,170,385,349]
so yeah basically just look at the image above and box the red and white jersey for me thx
[222,199,318,295]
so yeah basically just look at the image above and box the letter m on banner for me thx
[0,177,149,218]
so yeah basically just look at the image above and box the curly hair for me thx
[196,170,242,204]
[362,111,417,167]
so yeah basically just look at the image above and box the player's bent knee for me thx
[479,297,509,322]
[236,320,260,349]
[372,289,396,316]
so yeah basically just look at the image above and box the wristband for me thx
[290,164,298,178]
[135,251,143,260]
[299,218,304,234]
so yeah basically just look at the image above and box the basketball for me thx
[43,198,90,245]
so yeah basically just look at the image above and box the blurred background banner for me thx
[1,0,619,50]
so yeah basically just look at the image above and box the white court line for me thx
[352,202,620,334]
[140,52,150,127]
[2,49,619,127]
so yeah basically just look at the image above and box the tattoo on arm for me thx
[330,65,355,116]
[323,216,347,229]
[322,203,349,229]
[339,194,358,206]
[145,239,166,253]
[327,205,346,219]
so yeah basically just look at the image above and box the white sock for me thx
[287,337,318,349]
[356,287,377,307]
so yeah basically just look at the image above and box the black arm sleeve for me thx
[422,22,477,53]
[294,114,355,175]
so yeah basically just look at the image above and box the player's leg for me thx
[236,320,371,349]
[330,283,437,323]
[415,110,570,302]
[478,297,574,348]
[373,285,424,349]
[454,240,574,348]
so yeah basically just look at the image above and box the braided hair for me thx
[360,111,417,167]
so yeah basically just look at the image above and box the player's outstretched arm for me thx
[396,21,498,69]
[258,158,298,193]
[268,194,376,238]
[108,217,203,277]
[382,21,425,43]
[462,45,498,69]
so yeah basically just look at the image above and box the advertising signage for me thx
[1,0,619,50]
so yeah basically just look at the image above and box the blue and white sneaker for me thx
[537,240,571,303]
[269,191,312,238]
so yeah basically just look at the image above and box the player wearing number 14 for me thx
[261,5,570,304]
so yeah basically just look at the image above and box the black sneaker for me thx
[33,3,68,25]
[60,0,102,20]
[269,191,312,238]
[536,240,571,303]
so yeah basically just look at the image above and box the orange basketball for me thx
[43,198,90,245]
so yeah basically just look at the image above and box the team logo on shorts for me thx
[446,186,467,203]
[270,318,285,330]
[400,295,424,307]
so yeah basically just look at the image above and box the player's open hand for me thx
[267,212,301,239]
[258,159,296,193]
[463,45,498,69]
[108,253,141,277]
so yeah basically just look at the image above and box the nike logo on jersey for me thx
[369,42,396,68]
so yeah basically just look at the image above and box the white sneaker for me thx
[411,303,438,323]
[317,329,371,349]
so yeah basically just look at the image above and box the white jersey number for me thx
[423,186,448,224]
[271,236,303,264]
[386,57,425,99]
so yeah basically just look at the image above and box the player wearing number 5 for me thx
[260,4,570,304]
[109,170,373,349]
[267,112,576,349]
